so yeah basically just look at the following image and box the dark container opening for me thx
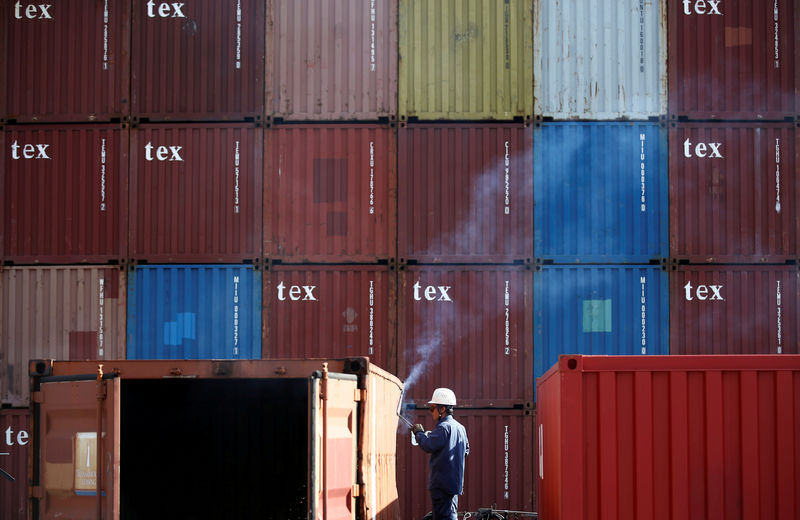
[120,378,308,519]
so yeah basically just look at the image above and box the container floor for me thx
[120,378,308,519]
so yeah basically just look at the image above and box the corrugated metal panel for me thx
[398,0,534,121]
[0,409,30,520]
[266,0,398,121]
[266,125,396,262]
[265,265,396,372]
[0,266,127,407]
[131,0,265,121]
[669,123,799,263]
[398,124,533,263]
[670,265,799,355]
[129,124,263,263]
[126,265,262,359]
[398,266,533,407]
[668,0,798,120]
[0,0,130,122]
[1,125,128,264]
[534,122,668,263]
[534,0,667,120]
[534,265,669,396]
[537,354,800,520]
[397,409,535,520]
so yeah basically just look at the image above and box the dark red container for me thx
[538,354,800,520]
[264,265,396,371]
[398,266,534,407]
[397,409,536,520]
[129,124,263,263]
[0,0,130,122]
[265,125,397,262]
[1,125,128,264]
[0,409,30,520]
[670,123,799,263]
[670,265,799,355]
[668,0,798,120]
[398,124,533,263]
[131,0,265,121]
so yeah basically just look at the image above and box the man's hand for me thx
[412,424,424,434]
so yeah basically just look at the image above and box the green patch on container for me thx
[583,299,612,333]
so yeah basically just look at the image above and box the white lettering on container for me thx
[369,141,375,215]
[235,0,242,69]
[103,0,109,70]
[10,141,51,159]
[100,138,107,211]
[233,275,240,355]
[683,138,723,158]
[639,0,645,72]
[640,276,647,354]
[504,141,511,215]
[774,1,779,68]
[504,280,511,355]
[277,282,318,301]
[683,281,724,301]
[776,280,782,353]
[775,138,781,213]
[234,140,240,214]
[146,1,186,18]
[4,427,30,446]
[369,0,376,71]
[681,0,722,15]
[413,281,452,302]
[98,278,105,357]
[144,142,183,161]
[13,2,53,19]
[640,133,646,212]
[369,280,375,354]
[503,425,510,499]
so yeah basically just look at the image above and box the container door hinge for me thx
[352,483,364,497]
[354,389,366,402]
[31,391,43,404]
[31,486,43,499]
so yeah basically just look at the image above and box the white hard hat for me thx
[428,387,457,406]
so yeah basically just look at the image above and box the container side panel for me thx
[534,122,668,262]
[126,265,261,359]
[0,409,31,520]
[1,267,127,407]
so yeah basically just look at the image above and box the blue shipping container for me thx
[533,265,669,396]
[127,265,262,359]
[533,122,668,263]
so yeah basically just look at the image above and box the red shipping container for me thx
[0,409,30,520]
[398,266,533,407]
[1,266,127,407]
[668,0,798,120]
[131,0,265,121]
[537,354,800,520]
[397,409,536,520]
[670,265,799,355]
[670,123,799,263]
[399,124,533,263]
[264,265,396,371]
[0,0,130,122]
[265,125,397,262]
[266,0,398,121]
[129,124,263,263]
[1,125,128,264]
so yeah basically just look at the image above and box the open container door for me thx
[310,365,359,520]
[33,367,120,520]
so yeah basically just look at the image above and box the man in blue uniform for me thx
[412,388,470,520]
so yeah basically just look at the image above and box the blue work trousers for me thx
[430,489,458,520]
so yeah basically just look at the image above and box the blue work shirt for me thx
[414,414,470,495]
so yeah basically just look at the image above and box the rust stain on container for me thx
[265,125,397,262]
[670,123,799,263]
[0,0,131,122]
[397,408,535,520]
[398,266,533,406]
[670,265,799,355]
[131,0,265,121]
[668,0,798,120]
[129,124,263,263]
[0,409,30,520]
[266,0,398,121]
[399,124,533,263]
[264,265,397,373]
[1,125,128,264]
[1,266,127,407]
[538,354,800,520]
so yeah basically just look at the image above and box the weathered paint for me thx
[668,0,798,120]
[129,124,263,263]
[669,123,799,263]
[534,122,668,263]
[131,0,265,121]
[670,265,799,355]
[266,0,398,121]
[0,0,130,122]
[0,409,30,520]
[264,265,396,372]
[1,125,128,264]
[398,0,534,121]
[0,266,127,407]
[398,266,533,407]
[398,124,533,263]
[538,354,800,520]
[265,125,396,262]
[126,265,262,359]
[534,0,667,119]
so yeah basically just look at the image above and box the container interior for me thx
[120,378,309,519]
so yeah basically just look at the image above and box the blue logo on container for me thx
[163,312,197,346]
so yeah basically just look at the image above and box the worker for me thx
[412,387,470,520]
